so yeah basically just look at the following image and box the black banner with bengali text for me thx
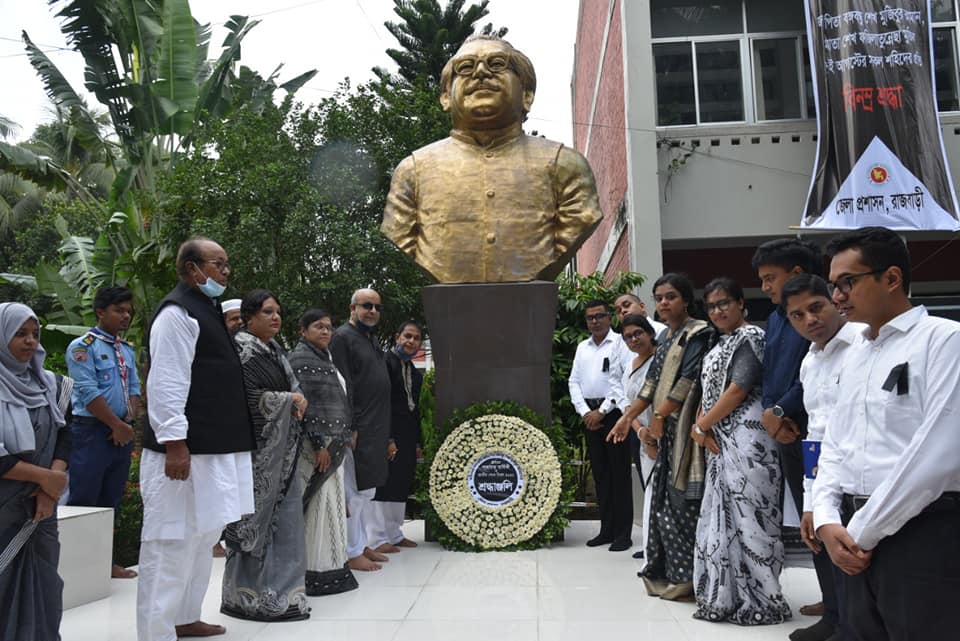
[803,0,960,230]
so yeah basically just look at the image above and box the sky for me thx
[0,0,580,145]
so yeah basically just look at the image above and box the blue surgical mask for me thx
[395,344,414,361]
[196,276,226,299]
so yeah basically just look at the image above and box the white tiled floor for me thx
[61,521,822,641]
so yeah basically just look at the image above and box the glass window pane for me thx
[753,38,802,119]
[802,44,816,119]
[655,42,696,125]
[696,41,744,122]
[932,0,957,22]
[651,0,743,38]
[746,0,804,32]
[933,28,960,112]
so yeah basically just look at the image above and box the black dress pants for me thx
[840,502,960,641]
[584,409,633,544]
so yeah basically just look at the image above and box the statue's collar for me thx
[450,124,523,150]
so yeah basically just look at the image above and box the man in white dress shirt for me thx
[568,299,633,550]
[783,273,865,641]
[137,238,256,641]
[813,227,960,641]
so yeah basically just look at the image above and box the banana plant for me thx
[17,0,315,350]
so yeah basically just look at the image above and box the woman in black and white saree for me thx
[221,290,310,622]
[691,278,791,625]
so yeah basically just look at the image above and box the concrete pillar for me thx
[621,0,665,306]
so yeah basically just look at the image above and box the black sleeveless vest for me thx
[142,282,255,454]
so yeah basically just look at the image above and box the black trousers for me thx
[584,409,633,543]
[813,545,840,626]
[779,439,805,516]
[840,501,960,641]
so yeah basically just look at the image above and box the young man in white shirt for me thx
[783,273,865,641]
[813,227,960,641]
[568,299,633,551]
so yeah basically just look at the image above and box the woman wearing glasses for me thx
[609,273,712,601]
[290,309,358,596]
[619,314,658,564]
[691,278,790,625]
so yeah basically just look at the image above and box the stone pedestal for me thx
[59,505,113,608]
[423,281,558,427]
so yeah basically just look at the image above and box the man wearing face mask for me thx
[137,238,256,641]
[329,288,392,572]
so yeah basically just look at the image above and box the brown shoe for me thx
[640,576,669,597]
[800,601,825,616]
[659,582,694,601]
[175,621,226,637]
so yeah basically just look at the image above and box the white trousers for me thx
[366,500,406,548]
[136,527,221,641]
[638,451,656,572]
[343,449,376,559]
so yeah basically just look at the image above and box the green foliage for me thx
[551,270,647,499]
[114,449,143,568]
[379,0,507,86]
[415,394,574,552]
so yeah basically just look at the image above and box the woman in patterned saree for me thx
[289,309,358,596]
[610,273,712,601]
[221,290,310,621]
[692,278,790,625]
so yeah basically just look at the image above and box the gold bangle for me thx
[653,411,664,420]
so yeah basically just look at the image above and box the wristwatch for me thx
[653,410,664,420]
[772,405,786,419]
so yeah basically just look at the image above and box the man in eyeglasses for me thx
[812,227,960,641]
[568,300,633,551]
[137,237,255,641]
[381,35,602,284]
[752,238,830,639]
[329,288,392,572]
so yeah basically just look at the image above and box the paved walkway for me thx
[62,521,821,641]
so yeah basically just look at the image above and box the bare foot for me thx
[111,564,138,579]
[212,543,226,558]
[348,555,382,572]
[175,621,226,637]
[396,538,418,548]
[363,546,389,562]
[375,543,401,554]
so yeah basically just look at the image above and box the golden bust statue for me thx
[381,36,603,284]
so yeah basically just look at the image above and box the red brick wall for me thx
[572,0,629,277]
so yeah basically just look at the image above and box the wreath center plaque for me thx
[468,453,524,507]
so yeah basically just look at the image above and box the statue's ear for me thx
[522,90,535,113]
[440,90,451,112]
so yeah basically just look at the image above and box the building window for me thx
[651,0,960,126]
[933,2,960,113]
[698,41,744,122]
[654,43,696,125]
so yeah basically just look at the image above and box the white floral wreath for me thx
[429,414,563,548]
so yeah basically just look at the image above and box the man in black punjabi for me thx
[329,288,392,572]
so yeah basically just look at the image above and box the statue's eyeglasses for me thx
[451,54,513,77]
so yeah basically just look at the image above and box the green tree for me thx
[7,1,315,350]
[376,0,506,86]
[551,271,647,502]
